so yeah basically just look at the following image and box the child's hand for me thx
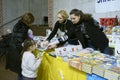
[37,56,43,59]
[37,51,44,58]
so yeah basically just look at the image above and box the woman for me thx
[6,12,35,80]
[44,10,74,48]
[68,9,109,54]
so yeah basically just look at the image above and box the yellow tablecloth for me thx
[36,52,86,80]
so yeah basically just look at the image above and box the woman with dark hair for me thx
[68,9,109,54]
[6,12,35,80]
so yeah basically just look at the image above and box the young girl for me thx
[21,38,42,80]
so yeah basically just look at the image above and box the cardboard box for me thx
[92,65,105,77]
[81,58,102,74]
[104,69,119,80]
[82,62,94,74]
[69,59,82,70]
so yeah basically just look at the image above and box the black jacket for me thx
[67,18,109,52]
[47,19,74,41]
[6,20,30,75]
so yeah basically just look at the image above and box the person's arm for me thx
[47,20,75,48]
[28,29,34,39]
[46,22,59,41]
[57,20,75,44]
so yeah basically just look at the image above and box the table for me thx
[36,52,86,80]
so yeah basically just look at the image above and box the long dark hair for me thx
[70,9,92,22]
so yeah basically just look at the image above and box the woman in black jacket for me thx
[68,9,109,54]
[6,12,34,80]
[44,10,74,48]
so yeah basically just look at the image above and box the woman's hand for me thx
[43,40,49,46]
[47,43,57,49]
[41,40,49,48]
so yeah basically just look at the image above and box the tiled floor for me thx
[0,56,18,80]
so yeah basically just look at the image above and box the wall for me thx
[0,0,3,34]
[2,0,48,34]
[48,0,53,27]
[53,0,120,25]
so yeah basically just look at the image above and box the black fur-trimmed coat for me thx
[6,20,29,75]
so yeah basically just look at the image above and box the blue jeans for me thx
[18,74,22,80]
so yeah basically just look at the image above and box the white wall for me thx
[53,0,120,24]
[2,0,48,34]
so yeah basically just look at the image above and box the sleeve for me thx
[46,22,59,41]
[27,54,41,71]
[13,21,25,33]
[57,20,75,44]
[56,21,75,46]
[58,35,68,43]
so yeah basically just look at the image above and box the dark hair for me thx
[23,38,35,51]
[21,12,35,25]
[70,9,92,21]
[20,38,35,56]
